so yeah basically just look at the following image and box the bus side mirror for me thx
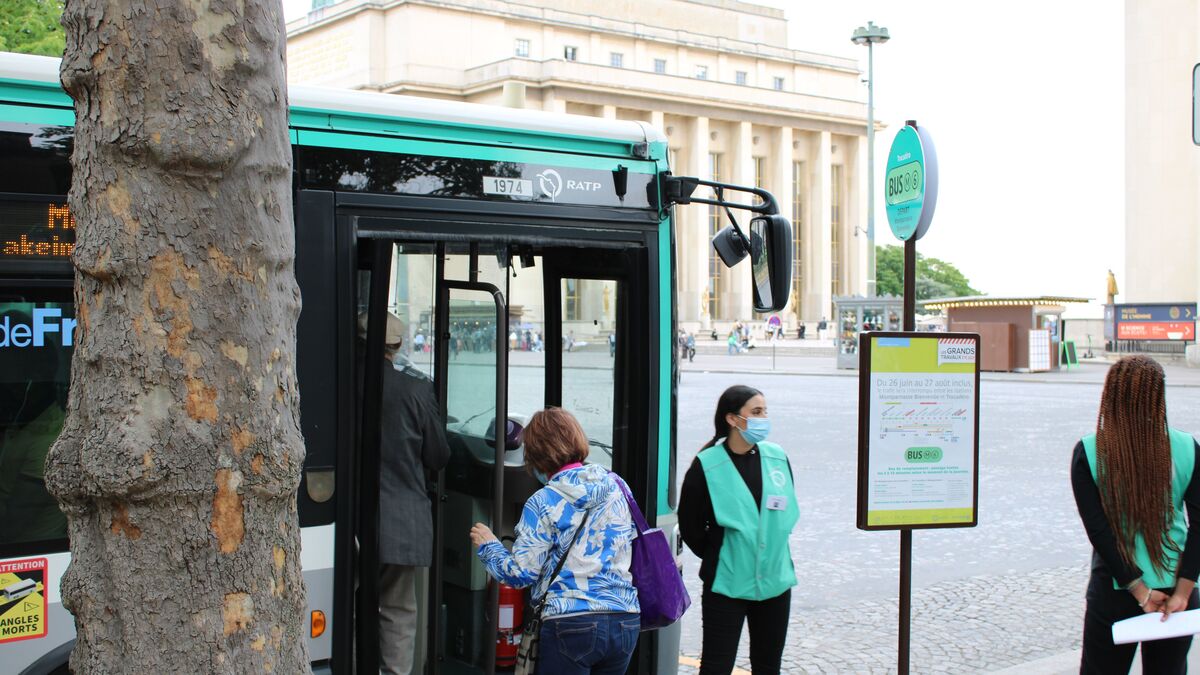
[711,214,793,313]
[749,214,792,312]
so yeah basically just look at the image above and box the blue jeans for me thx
[536,612,640,675]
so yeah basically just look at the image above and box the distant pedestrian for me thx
[798,324,806,340]
[726,331,738,356]
[1071,355,1200,674]
[678,385,797,675]
[686,333,696,362]
[817,317,828,340]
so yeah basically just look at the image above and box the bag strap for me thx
[531,509,591,615]
[613,473,650,534]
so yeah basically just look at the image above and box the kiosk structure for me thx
[834,295,904,369]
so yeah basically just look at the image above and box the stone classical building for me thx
[1125,0,1200,304]
[287,0,872,333]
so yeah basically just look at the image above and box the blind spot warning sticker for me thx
[0,557,47,643]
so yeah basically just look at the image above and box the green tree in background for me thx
[0,0,65,57]
[876,244,980,300]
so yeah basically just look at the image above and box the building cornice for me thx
[384,82,870,138]
[287,0,860,74]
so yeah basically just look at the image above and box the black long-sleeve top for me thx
[1071,440,1200,589]
[677,444,792,589]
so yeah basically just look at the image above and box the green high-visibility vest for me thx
[698,441,799,600]
[1082,428,1195,589]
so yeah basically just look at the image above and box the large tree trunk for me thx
[46,1,309,672]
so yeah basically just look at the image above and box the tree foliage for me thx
[0,0,65,57]
[876,244,980,300]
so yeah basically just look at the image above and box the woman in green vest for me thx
[678,385,798,675]
[1072,355,1200,674]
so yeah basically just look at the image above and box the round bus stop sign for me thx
[884,123,939,241]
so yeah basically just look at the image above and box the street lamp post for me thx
[852,21,889,297]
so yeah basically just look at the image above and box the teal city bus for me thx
[0,51,790,674]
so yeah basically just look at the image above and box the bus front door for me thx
[357,239,512,675]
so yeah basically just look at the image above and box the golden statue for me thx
[701,287,710,317]
[602,284,611,315]
[1106,269,1119,305]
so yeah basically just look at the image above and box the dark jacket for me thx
[379,361,450,566]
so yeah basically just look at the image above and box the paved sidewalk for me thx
[675,563,1200,674]
[676,565,1092,674]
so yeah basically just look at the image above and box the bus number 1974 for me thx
[482,176,532,198]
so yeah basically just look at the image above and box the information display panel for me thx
[0,198,75,276]
[857,332,981,530]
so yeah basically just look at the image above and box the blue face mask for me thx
[736,416,770,445]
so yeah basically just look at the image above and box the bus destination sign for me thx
[0,200,76,261]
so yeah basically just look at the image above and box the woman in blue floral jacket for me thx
[469,407,640,674]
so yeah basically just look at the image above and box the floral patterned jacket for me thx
[476,464,640,618]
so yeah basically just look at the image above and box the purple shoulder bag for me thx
[614,475,692,630]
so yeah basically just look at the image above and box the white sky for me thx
[283,0,1125,301]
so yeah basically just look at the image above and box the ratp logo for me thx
[537,169,563,201]
[0,308,75,348]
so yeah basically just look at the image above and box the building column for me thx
[728,120,754,321]
[601,104,617,119]
[366,10,385,88]
[650,110,665,133]
[848,135,868,296]
[542,89,567,114]
[685,116,710,328]
[807,131,833,323]
[774,126,795,319]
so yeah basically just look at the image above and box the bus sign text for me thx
[0,308,75,348]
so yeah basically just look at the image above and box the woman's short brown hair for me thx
[522,407,589,477]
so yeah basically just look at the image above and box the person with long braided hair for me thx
[678,385,799,675]
[1072,355,1200,673]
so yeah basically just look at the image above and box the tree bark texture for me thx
[47,1,309,672]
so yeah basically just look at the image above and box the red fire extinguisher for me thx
[496,582,525,669]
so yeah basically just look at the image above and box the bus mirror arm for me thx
[660,174,780,216]
[662,174,780,268]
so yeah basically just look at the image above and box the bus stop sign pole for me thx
[900,234,916,675]
[887,119,938,675]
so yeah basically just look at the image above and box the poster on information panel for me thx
[856,332,981,530]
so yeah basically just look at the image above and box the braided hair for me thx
[701,385,763,450]
[1095,355,1177,572]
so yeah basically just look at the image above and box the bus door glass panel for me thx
[361,242,439,674]
[390,243,436,379]
[560,278,619,468]
[438,244,508,673]
[502,250,545,533]
[504,252,545,425]
[0,286,72,553]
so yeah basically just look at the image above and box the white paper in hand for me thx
[1112,609,1200,644]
